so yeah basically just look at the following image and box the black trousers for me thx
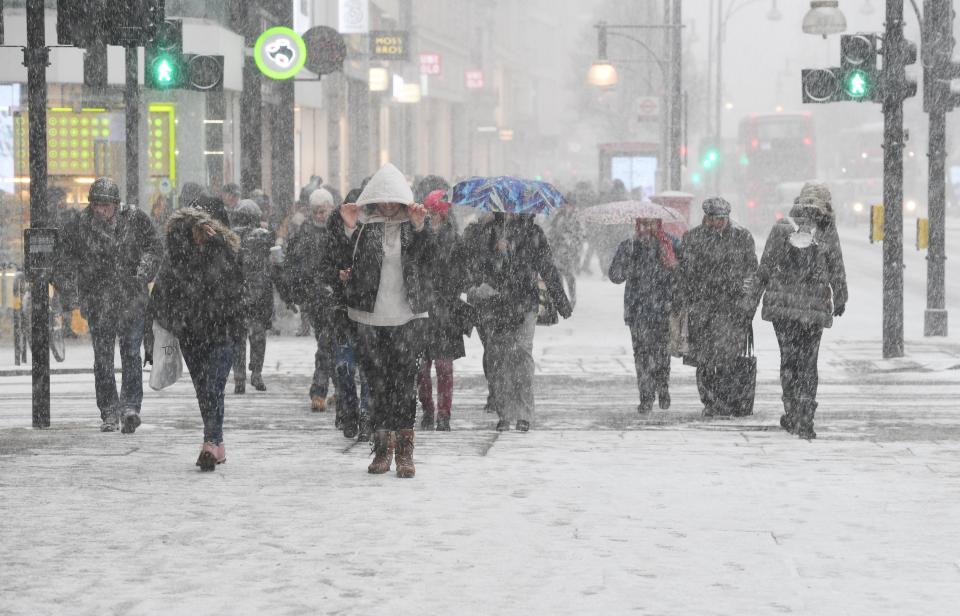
[355,321,420,431]
[773,320,823,402]
[629,322,670,403]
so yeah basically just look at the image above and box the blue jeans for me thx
[88,306,145,420]
[335,338,369,422]
[180,339,233,444]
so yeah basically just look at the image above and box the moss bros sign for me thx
[370,31,409,61]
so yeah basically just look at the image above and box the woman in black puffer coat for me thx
[150,206,244,471]
[755,181,847,440]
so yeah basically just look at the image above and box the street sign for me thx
[338,0,369,34]
[302,26,347,75]
[370,31,409,61]
[254,27,307,80]
[24,228,58,274]
[420,53,442,75]
[635,96,660,118]
[465,70,484,90]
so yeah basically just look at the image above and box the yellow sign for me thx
[870,204,884,243]
[147,103,176,181]
[14,108,114,177]
[916,217,929,250]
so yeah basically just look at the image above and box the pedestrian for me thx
[149,207,244,471]
[220,182,241,224]
[417,189,470,432]
[547,197,585,308]
[608,217,680,413]
[56,178,163,433]
[335,163,434,477]
[678,197,758,417]
[753,181,847,439]
[463,213,572,432]
[461,213,497,412]
[179,181,205,210]
[284,188,339,412]
[231,199,276,393]
[320,188,372,440]
[49,184,81,338]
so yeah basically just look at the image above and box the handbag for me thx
[536,279,558,326]
[149,321,183,391]
[725,324,757,416]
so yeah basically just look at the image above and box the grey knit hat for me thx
[702,196,731,217]
[794,181,833,214]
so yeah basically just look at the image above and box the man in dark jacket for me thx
[285,188,339,412]
[463,213,572,432]
[755,181,847,439]
[231,200,276,393]
[609,218,680,412]
[57,177,162,433]
[679,197,758,417]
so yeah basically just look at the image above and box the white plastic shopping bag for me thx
[149,322,183,390]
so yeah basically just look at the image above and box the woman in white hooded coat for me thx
[334,164,435,478]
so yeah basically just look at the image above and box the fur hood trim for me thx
[166,207,240,253]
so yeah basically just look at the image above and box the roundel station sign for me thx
[254,26,307,80]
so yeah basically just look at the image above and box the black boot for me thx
[357,417,372,442]
[657,385,671,410]
[250,372,266,391]
[234,376,246,394]
[797,398,817,440]
[420,406,435,431]
[779,397,799,434]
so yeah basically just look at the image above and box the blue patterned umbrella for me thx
[450,176,566,215]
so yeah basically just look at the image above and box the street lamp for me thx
[587,24,618,87]
[802,1,848,38]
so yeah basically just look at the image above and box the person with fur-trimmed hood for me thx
[231,199,276,393]
[332,163,435,478]
[753,181,847,440]
[678,197,758,417]
[149,204,244,471]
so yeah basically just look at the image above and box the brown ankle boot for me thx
[395,429,416,478]
[367,430,394,474]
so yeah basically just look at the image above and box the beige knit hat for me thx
[794,181,833,213]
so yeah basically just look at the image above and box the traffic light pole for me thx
[882,0,906,358]
[24,0,50,427]
[669,0,683,191]
[125,46,140,206]
[923,0,950,336]
[925,89,948,335]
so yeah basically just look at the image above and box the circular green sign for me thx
[254,27,307,80]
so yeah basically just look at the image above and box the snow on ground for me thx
[1,223,960,614]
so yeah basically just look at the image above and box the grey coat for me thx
[679,220,758,365]
[756,206,847,328]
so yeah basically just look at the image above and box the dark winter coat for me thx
[462,217,572,330]
[679,220,758,365]
[336,219,436,315]
[608,236,679,328]
[284,217,338,315]
[233,224,276,326]
[57,204,162,324]
[756,205,848,328]
[422,218,469,360]
[149,208,244,348]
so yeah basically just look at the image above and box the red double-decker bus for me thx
[735,113,817,226]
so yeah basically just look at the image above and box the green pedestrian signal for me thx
[152,55,177,87]
[844,69,869,99]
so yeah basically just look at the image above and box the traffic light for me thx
[841,34,879,101]
[145,20,183,90]
[898,39,919,100]
[802,67,842,103]
[923,0,960,111]
[700,143,720,171]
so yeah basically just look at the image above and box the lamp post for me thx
[588,16,684,191]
